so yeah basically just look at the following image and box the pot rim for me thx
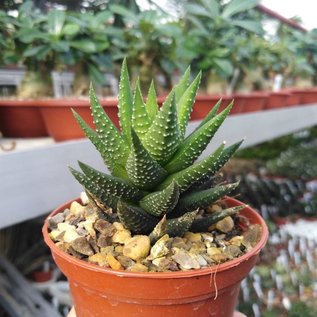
[43,196,268,279]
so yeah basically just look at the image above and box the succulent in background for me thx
[70,60,243,239]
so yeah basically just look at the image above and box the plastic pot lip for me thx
[43,196,269,279]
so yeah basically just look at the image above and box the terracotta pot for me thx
[266,92,289,109]
[291,88,317,105]
[231,94,247,115]
[190,95,232,120]
[242,92,268,113]
[39,99,119,142]
[43,197,268,317]
[0,100,48,137]
[286,93,301,107]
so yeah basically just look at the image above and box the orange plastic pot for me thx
[291,88,317,105]
[43,197,268,317]
[39,99,119,142]
[266,92,289,109]
[242,93,268,113]
[231,94,247,115]
[286,93,301,107]
[0,100,48,137]
[190,95,232,120]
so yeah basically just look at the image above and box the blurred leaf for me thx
[232,20,263,35]
[48,10,66,36]
[70,40,97,53]
[222,0,260,19]
[213,58,234,77]
[62,23,80,36]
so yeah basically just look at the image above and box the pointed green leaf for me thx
[177,71,201,138]
[191,139,244,188]
[190,206,244,232]
[193,98,222,132]
[174,66,190,102]
[69,167,118,210]
[145,81,158,122]
[89,85,129,163]
[132,80,152,138]
[117,200,159,234]
[126,129,168,189]
[173,182,239,216]
[165,102,233,173]
[140,181,180,216]
[143,93,180,165]
[118,58,133,143]
[78,161,145,201]
[72,109,128,179]
[166,210,198,237]
[158,143,225,193]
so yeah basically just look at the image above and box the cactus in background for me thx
[70,60,243,238]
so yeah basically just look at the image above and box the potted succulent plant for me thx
[43,61,268,317]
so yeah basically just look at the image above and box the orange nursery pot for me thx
[291,88,317,105]
[190,95,232,120]
[43,197,268,317]
[39,99,119,142]
[286,93,301,107]
[0,100,48,137]
[242,92,268,113]
[266,92,290,110]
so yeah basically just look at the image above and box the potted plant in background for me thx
[43,60,268,317]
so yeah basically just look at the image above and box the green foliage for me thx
[70,62,242,236]
[183,0,263,78]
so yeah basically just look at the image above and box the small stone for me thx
[84,207,99,221]
[207,247,222,257]
[149,234,170,259]
[70,237,94,256]
[66,214,84,226]
[195,254,208,266]
[76,227,88,236]
[70,201,85,216]
[129,263,148,272]
[68,247,84,259]
[112,229,131,244]
[171,237,190,250]
[184,232,202,243]
[189,241,206,254]
[202,233,214,243]
[230,236,244,247]
[87,235,99,253]
[80,191,89,205]
[97,234,111,248]
[171,249,200,270]
[224,245,242,259]
[243,224,262,248]
[113,222,125,231]
[79,219,96,238]
[216,216,234,233]
[63,208,70,218]
[48,213,64,229]
[207,204,222,213]
[115,245,124,254]
[94,219,116,236]
[57,223,81,243]
[152,257,178,271]
[106,253,123,270]
[55,241,70,253]
[100,246,115,254]
[123,235,151,261]
[117,255,135,269]
[50,229,65,242]
[88,253,108,267]
[211,253,228,263]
